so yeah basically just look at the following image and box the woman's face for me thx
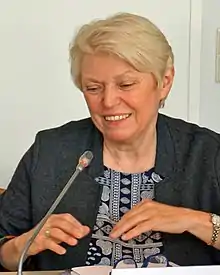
[81,53,174,143]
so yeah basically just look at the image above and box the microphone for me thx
[17,150,93,275]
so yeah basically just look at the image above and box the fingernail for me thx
[110,233,116,239]
[83,226,90,233]
[121,234,127,240]
[60,248,66,255]
[80,227,84,233]
[69,238,77,245]
[75,231,83,238]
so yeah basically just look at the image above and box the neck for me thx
[103,122,157,173]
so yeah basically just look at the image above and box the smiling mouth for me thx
[104,114,131,121]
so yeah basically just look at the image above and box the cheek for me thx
[84,95,97,111]
[141,87,160,104]
[84,96,102,119]
[131,92,160,117]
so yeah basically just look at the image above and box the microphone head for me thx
[77,150,93,170]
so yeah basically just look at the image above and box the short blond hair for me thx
[69,12,174,89]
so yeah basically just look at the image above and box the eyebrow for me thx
[82,70,137,83]
[114,70,137,78]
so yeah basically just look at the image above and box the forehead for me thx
[81,53,138,81]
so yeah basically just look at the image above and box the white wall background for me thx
[199,0,220,133]
[1,0,218,188]
[0,0,192,187]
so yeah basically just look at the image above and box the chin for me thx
[104,131,134,143]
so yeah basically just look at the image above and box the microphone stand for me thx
[17,151,93,275]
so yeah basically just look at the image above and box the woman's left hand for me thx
[110,199,198,241]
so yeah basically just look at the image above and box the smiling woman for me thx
[70,13,174,172]
[0,12,220,272]
[80,54,173,160]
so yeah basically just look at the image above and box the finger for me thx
[47,228,78,246]
[44,238,67,255]
[51,213,84,231]
[58,213,91,235]
[110,210,149,238]
[49,217,90,239]
[58,221,90,239]
[110,200,153,235]
[121,221,152,241]
[59,213,84,228]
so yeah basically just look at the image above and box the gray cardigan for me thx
[1,114,220,270]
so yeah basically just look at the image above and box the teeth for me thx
[105,114,130,121]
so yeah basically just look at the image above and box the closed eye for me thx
[84,86,101,93]
[87,87,98,91]
[119,83,135,90]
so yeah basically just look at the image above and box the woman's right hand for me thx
[15,213,90,256]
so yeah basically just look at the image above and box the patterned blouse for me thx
[85,166,163,266]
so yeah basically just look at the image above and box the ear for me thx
[160,66,175,100]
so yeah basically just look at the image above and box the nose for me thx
[102,85,120,108]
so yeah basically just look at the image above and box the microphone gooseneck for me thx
[17,150,93,275]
